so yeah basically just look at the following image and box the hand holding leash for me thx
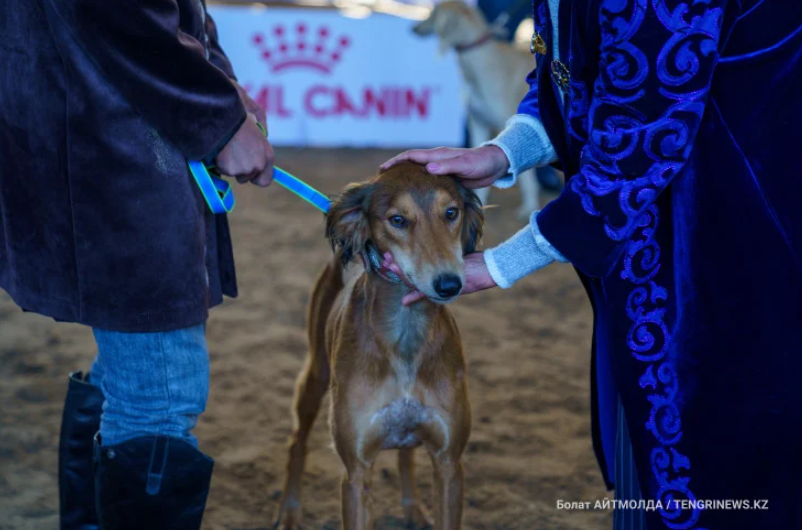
[216,113,275,187]
[189,118,331,214]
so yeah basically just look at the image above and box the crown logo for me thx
[252,24,351,74]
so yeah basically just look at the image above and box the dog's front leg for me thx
[431,454,465,530]
[398,449,432,529]
[333,401,382,530]
[341,462,376,530]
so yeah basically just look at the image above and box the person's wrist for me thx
[482,216,558,289]
[462,251,498,295]
[204,110,247,166]
[478,145,511,181]
[482,247,512,289]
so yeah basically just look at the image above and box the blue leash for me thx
[188,124,331,214]
[271,167,332,213]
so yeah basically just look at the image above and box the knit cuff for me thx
[481,114,558,189]
[483,211,567,289]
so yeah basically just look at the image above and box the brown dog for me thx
[275,162,484,530]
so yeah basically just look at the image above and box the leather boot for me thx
[94,435,214,530]
[59,371,104,530]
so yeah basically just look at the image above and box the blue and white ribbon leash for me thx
[188,123,331,214]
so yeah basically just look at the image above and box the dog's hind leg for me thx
[398,449,432,529]
[516,168,540,220]
[275,353,330,529]
[275,263,341,530]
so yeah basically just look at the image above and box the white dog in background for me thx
[414,1,540,218]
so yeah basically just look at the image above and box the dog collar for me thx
[454,32,494,53]
[361,242,405,286]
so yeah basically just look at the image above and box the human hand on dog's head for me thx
[382,251,497,306]
[380,146,510,190]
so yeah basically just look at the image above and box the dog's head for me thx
[412,1,489,52]
[326,162,484,303]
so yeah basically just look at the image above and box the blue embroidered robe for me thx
[525,1,802,527]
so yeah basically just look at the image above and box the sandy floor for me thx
[0,148,610,530]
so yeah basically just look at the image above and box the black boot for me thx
[94,435,214,530]
[59,371,104,530]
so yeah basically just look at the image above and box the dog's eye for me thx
[388,215,408,228]
[445,207,459,221]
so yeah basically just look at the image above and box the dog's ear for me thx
[432,4,484,53]
[325,181,374,264]
[459,185,484,254]
[412,13,436,37]
[432,9,461,53]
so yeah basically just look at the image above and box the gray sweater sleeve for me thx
[480,112,565,287]
[484,211,568,288]
[481,113,558,189]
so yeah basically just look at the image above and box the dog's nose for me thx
[433,274,463,298]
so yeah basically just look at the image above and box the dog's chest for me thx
[373,396,432,449]
[372,354,435,449]
[362,309,450,451]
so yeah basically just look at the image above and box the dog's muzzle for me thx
[361,242,405,286]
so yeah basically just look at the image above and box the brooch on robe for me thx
[530,31,547,55]
[550,60,570,93]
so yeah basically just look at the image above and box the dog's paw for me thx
[403,501,432,529]
[274,501,302,530]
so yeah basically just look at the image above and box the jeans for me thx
[89,324,209,448]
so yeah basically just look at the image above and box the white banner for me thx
[209,5,466,147]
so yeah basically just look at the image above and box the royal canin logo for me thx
[252,24,350,75]
[246,21,435,120]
